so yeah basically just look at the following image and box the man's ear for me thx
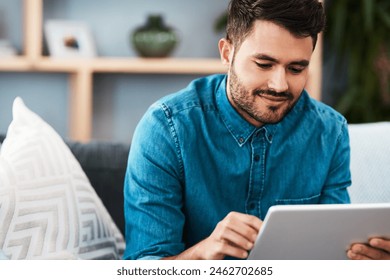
[218,38,233,66]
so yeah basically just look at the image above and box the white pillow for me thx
[0,250,8,260]
[0,97,125,259]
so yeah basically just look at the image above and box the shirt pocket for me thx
[275,193,321,205]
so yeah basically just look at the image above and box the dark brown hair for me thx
[226,0,325,49]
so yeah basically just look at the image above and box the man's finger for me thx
[217,227,254,251]
[223,212,262,242]
[369,238,390,252]
[350,243,390,260]
[347,249,370,260]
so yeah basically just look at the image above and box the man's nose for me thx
[268,68,288,93]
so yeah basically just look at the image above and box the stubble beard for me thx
[228,66,296,126]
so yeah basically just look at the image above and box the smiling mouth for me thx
[254,89,292,103]
[257,94,289,103]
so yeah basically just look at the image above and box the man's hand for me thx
[347,238,390,260]
[163,211,262,260]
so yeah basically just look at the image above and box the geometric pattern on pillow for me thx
[0,97,125,259]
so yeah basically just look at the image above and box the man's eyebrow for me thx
[254,54,278,63]
[254,54,309,67]
[290,60,310,67]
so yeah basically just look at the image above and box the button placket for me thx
[246,130,266,217]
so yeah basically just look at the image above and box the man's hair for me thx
[226,0,325,49]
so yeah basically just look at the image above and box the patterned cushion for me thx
[0,250,7,260]
[0,97,125,259]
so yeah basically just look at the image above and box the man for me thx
[123,0,351,260]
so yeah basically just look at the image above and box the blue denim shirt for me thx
[123,74,351,260]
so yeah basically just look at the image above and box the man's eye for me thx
[255,62,272,69]
[288,66,304,74]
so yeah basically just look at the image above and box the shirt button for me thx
[238,137,244,143]
[254,155,260,162]
[248,202,257,210]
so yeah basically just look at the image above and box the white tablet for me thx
[247,203,390,260]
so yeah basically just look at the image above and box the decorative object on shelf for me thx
[132,14,178,58]
[44,20,96,58]
[214,11,227,34]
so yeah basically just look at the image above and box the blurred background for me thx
[0,0,389,143]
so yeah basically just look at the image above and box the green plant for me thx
[325,0,390,122]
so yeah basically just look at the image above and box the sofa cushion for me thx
[348,122,390,203]
[0,97,125,259]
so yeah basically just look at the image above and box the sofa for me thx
[346,121,390,203]
[1,97,389,260]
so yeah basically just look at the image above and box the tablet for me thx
[247,203,390,260]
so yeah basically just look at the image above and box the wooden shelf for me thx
[34,57,226,74]
[0,56,225,74]
[91,57,226,74]
[0,57,32,71]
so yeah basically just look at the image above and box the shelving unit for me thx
[0,0,322,142]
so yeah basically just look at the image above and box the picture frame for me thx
[44,20,96,58]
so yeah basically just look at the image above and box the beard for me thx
[228,66,297,126]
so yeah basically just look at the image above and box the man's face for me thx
[219,20,314,127]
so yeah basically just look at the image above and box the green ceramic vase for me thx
[132,14,178,58]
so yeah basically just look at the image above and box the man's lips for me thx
[254,90,292,103]
[257,94,289,103]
